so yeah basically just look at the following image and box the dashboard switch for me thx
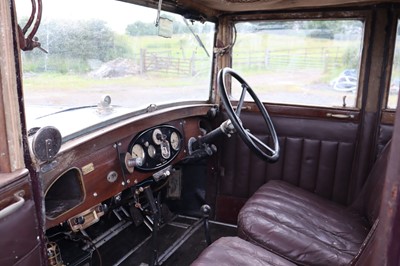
[153,166,173,182]
[106,171,118,183]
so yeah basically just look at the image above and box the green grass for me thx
[23,72,210,91]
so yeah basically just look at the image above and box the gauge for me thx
[161,141,171,159]
[170,132,180,151]
[152,129,163,145]
[131,144,145,162]
[129,126,181,171]
[148,145,156,158]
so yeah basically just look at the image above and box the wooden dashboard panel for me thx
[41,105,212,229]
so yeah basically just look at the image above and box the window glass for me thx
[232,20,364,108]
[17,0,214,138]
[388,20,400,109]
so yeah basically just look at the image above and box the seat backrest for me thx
[350,141,391,225]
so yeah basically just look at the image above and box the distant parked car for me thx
[390,78,400,94]
[331,69,358,92]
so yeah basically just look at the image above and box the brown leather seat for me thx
[237,142,390,266]
[191,236,296,266]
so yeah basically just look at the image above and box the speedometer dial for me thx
[170,132,180,151]
[131,144,145,162]
[152,129,163,145]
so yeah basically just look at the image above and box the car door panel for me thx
[0,170,41,266]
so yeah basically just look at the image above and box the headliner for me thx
[120,0,400,20]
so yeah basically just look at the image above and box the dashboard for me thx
[39,105,212,229]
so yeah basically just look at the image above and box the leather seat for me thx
[191,236,296,266]
[237,142,390,266]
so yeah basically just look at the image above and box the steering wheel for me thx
[218,67,280,162]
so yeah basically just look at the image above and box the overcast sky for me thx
[16,0,157,32]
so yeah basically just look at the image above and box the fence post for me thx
[190,51,196,76]
[323,48,329,73]
[140,49,146,75]
[265,49,270,69]
[304,48,308,65]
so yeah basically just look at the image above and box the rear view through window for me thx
[232,20,364,108]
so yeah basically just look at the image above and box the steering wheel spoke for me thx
[218,67,280,162]
[235,85,247,117]
[247,131,276,155]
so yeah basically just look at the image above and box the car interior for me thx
[0,0,400,265]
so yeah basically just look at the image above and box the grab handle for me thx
[0,191,25,219]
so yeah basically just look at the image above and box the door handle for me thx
[0,190,25,219]
[326,113,355,119]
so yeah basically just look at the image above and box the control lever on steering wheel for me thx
[185,120,235,162]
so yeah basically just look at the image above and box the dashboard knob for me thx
[130,157,143,167]
[121,153,143,174]
[74,216,85,225]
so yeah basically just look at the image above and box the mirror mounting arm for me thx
[17,0,47,53]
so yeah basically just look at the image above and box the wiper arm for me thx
[35,105,98,119]
[183,18,210,58]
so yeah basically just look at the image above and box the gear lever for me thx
[200,204,212,246]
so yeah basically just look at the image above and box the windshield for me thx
[17,0,215,139]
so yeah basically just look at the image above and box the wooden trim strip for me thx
[0,0,24,173]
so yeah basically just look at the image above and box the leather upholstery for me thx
[237,142,391,266]
[191,236,296,266]
[350,141,390,224]
[377,124,392,156]
[219,112,358,205]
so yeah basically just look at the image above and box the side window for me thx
[388,19,400,109]
[232,20,364,108]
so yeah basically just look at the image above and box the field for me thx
[21,31,398,110]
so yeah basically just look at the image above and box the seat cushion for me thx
[191,236,296,266]
[238,180,370,266]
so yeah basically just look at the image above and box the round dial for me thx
[148,145,156,158]
[131,144,145,162]
[152,129,163,145]
[170,132,180,151]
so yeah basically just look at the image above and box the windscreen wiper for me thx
[183,18,210,57]
[35,105,98,119]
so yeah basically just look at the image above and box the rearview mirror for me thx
[158,17,173,38]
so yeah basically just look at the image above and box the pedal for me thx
[113,206,130,221]
[167,168,182,199]
[130,204,144,226]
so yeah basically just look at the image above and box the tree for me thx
[126,21,157,36]
[21,19,117,73]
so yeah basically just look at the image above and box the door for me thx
[0,173,42,266]
[0,0,43,264]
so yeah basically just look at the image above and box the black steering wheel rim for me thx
[218,67,280,162]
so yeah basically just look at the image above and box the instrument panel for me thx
[41,104,213,229]
[128,125,183,171]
